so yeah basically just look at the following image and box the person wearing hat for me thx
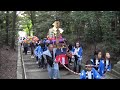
[80,60,101,79]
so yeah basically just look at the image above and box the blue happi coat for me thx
[73,47,83,61]
[41,43,48,52]
[43,39,47,44]
[90,56,100,70]
[90,55,96,65]
[98,59,111,76]
[80,68,101,79]
[34,45,43,59]
[42,45,48,51]
[55,48,67,56]
[70,47,74,53]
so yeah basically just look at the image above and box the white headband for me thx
[85,65,94,67]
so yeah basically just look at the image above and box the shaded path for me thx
[20,45,80,79]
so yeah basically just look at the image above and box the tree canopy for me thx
[0,11,120,62]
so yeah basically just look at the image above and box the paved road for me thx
[21,48,80,79]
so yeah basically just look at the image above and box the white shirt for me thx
[61,48,63,52]
[96,59,99,65]
[74,48,80,55]
[87,71,92,79]
[106,60,109,69]
[62,57,65,65]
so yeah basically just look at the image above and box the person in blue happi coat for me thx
[40,43,48,69]
[34,43,43,67]
[80,60,101,79]
[98,51,111,77]
[90,49,102,71]
[73,41,83,73]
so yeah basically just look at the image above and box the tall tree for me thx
[6,11,9,46]
[11,11,17,49]
[30,11,35,26]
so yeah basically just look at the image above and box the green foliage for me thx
[0,11,120,61]
[17,12,33,36]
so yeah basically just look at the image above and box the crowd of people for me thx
[80,50,111,79]
[21,39,111,79]
[19,20,112,79]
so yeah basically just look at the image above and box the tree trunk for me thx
[87,18,96,51]
[79,21,85,40]
[30,11,36,36]
[95,11,102,42]
[0,47,1,66]
[76,24,79,41]
[6,11,9,46]
[11,11,17,49]
[119,12,120,38]
[30,11,35,26]
[115,11,117,32]
[111,12,116,32]
[27,24,30,36]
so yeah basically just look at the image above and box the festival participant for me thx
[23,41,28,55]
[34,43,43,67]
[53,43,62,79]
[30,41,35,58]
[73,41,83,73]
[19,37,23,46]
[35,40,40,48]
[80,60,101,79]
[40,43,48,69]
[54,43,71,78]
[34,43,39,64]
[90,49,102,71]
[68,44,74,65]
[41,43,47,52]
[98,51,111,77]
[42,44,57,79]
[55,43,71,67]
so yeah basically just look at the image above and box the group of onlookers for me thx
[21,39,111,79]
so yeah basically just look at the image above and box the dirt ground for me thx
[0,46,17,79]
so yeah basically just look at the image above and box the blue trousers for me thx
[47,64,60,79]
[74,60,81,73]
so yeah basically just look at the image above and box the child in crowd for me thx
[73,41,83,73]
[91,50,102,71]
[98,51,111,77]
[80,60,101,79]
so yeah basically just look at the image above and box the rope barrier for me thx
[60,62,80,75]
[60,63,106,79]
